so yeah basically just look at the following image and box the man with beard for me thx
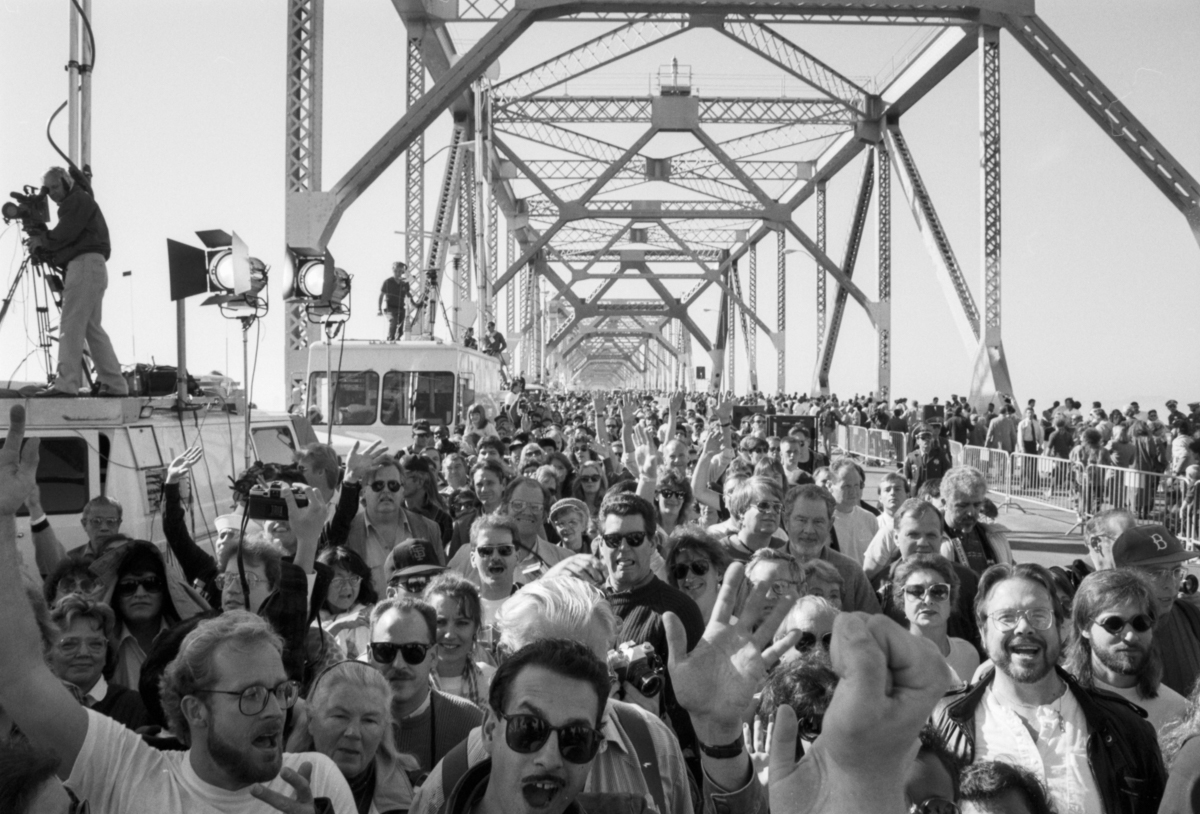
[932,562,1165,814]
[1062,569,1186,733]
[441,638,609,814]
[938,466,1013,576]
[367,596,482,779]
[1110,524,1200,696]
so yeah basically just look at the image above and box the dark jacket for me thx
[41,184,111,266]
[931,667,1166,814]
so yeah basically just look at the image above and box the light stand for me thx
[298,268,351,444]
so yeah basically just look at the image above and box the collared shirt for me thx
[112,619,169,690]
[361,511,415,589]
[82,674,109,707]
[974,684,1103,814]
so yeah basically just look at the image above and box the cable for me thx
[71,0,97,70]
[46,1,96,168]
[46,102,71,167]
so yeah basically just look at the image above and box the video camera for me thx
[246,480,309,521]
[2,185,50,235]
[607,641,664,698]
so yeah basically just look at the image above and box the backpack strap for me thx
[612,704,668,814]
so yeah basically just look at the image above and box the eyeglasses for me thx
[601,531,647,549]
[910,798,959,814]
[658,489,685,501]
[761,579,798,598]
[1095,613,1154,635]
[370,480,403,493]
[578,475,601,484]
[671,560,711,581]
[58,575,101,596]
[115,576,164,596]
[751,500,783,515]
[477,545,516,558]
[1145,566,1187,585]
[902,583,951,603]
[196,680,300,716]
[497,712,603,765]
[388,575,432,595]
[369,641,432,665]
[795,631,833,653]
[215,572,269,590]
[742,445,768,454]
[57,637,107,656]
[329,576,363,591]
[987,608,1056,631]
[507,500,544,513]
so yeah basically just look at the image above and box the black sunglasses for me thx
[601,531,647,549]
[742,444,768,454]
[477,545,516,558]
[658,489,686,500]
[671,560,711,581]
[578,475,601,484]
[498,712,603,764]
[370,480,403,493]
[388,575,432,594]
[369,641,432,665]
[1095,614,1154,635]
[115,576,164,596]
[795,631,833,653]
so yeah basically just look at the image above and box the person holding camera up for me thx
[29,167,128,397]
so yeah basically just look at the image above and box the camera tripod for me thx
[0,250,94,390]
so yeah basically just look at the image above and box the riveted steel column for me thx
[406,36,425,330]
[727,263,737,393]
[776,229,786,392]
[877,140,891,402]
[815,181,827,371]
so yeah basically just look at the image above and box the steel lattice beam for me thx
[776,229,785,389]
[405,37,426,274]
[877,140,891,401]
[496,96,854,124]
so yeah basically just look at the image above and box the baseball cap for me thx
[1111,524,1198,568]
[549,498,589,521]
[412,419,432,436]
[386,538,447,580]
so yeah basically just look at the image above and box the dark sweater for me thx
[395,689,483,775]
[41,184,110,265]
[91,682,151,731]
[607,575,705,759]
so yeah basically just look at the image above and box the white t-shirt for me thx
[1094,678,1188,734]
[831,506,880,567]
[67,709,356,814]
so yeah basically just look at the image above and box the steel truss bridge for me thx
[281,0,1200,401]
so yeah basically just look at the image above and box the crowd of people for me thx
[3,385,1200,814]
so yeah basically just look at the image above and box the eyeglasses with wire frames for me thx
[987,607,1056,631]
[1144,565,1187,586]
[194,680,300,716]
[329,575,363,591]
[215,572,269,590]
[497,711,604,764]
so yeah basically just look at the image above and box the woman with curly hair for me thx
[892,553,978,686]
[316,547,379,660]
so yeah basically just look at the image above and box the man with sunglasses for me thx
[443,638,609,814]
[383,538,448,599]
[367,597,483,779]
[1111,524,1200,696]
[1062,569,1186,733]
[932,562,1166,814]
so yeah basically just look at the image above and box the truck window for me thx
[458,374,475,418]
[381,371,455,425]
[0,437,89,516]
[252,426,297,464]
[308,371,379,425]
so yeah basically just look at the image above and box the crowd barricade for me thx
[835,426,906,467]
[1007,453,1081,519]
[960,446,1013,498]
[1079,463,1198,542]
[844,425,869,460]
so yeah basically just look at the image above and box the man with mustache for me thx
[1062,569,1186,734]
[367,596,482,779]
[932,562,1166,814]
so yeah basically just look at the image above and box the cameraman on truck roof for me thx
[28,166,128,398]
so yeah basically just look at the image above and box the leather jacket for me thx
[931,667,1166,814]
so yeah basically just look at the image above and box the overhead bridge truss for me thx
[283,0,1200,399]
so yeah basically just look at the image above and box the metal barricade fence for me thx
[960,446,1012,499]
[844,425,869,461]
[1007,453,1082,521]
[1079,463,1197,541]
[1180,477,1200,547]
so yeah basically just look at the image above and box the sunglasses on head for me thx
[498,712,603,764]
[672,560,711,581]
[369,641,432,665]
[902,583,951,603]
[370,480,403,493]
[600,531,647,549]
[795,631,833,653]
[1095,613,1154,635]
[116,576,163,596]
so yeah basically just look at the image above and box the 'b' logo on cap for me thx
[1150,533,1168,551]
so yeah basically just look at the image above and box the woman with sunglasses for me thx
[571,461,608,519]
[107,541,184,690]
[288,660,415,814]
[664,526,730,622]
[894,554,977,686]
[316,547,379,661]
[654,471,694,536]
[423,573,496,709]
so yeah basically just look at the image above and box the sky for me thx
[1,0,1197,413]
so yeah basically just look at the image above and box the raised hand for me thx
[664,562,798,744]
[768,613,953,814]
[250,762,317,813]
[165,446,203,485]
[283,484,328,546]
[0,405,40,516]
[345,440,389,483]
